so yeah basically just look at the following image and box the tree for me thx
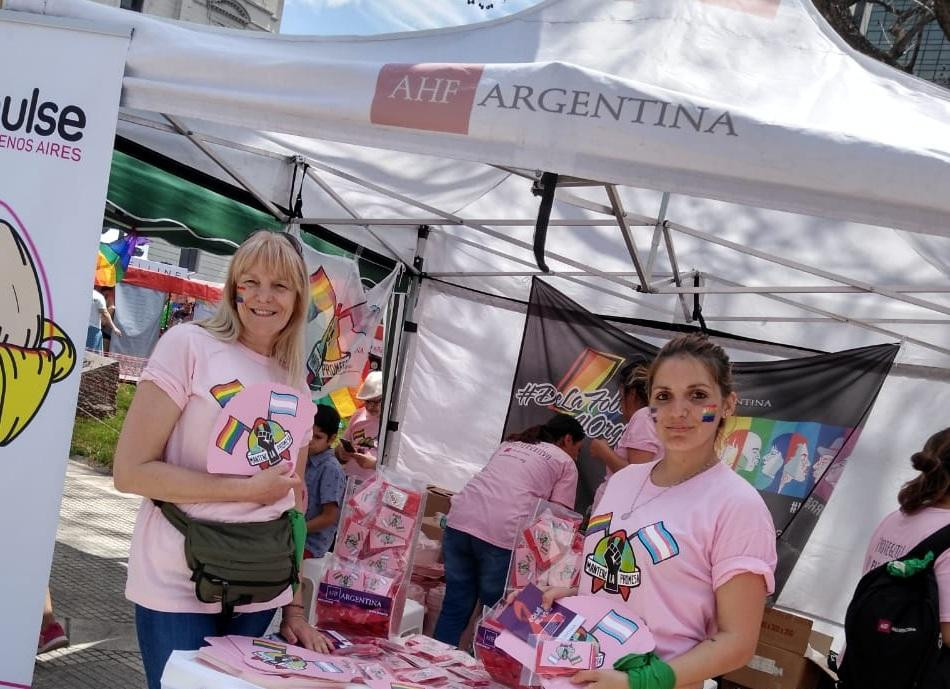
[811,0,950,78]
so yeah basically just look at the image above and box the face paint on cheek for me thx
[649,406,658,422]
[701,404,718,423]
[235,286,245,304]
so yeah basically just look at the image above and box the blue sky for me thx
[280,0,544,36]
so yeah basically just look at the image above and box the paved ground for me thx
[33,459,146,689]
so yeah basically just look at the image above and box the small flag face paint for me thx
[236,285,246,303]
[701,405,717,422]
[649,407,658,422]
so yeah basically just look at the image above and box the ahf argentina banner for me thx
[502,280,898,594]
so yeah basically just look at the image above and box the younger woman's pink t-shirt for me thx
[579,461,776,668]
[125,324,314,613]
[592,407,663,510]
[447,441,578,550]
[864,506,950,621]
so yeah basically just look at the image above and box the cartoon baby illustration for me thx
[0,212,76,446]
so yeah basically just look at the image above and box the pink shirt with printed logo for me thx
[580,461,776,676]
[863,507,950,621]
[341,407,380,483]
[592,406,663,510]
[447,441,578,550]
[125,323,315,613]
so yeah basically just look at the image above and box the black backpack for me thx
[837,523,950,689]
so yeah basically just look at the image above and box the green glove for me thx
[888,550,935,578]
[287,508,307,593]
[613,652,676,689]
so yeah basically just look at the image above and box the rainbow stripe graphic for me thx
[636,521,680,564]
[210,380,244,408]
[308,267,336,320]
[216,415,250,454]
[586,512,612,536]
[701,405,717,423]
[252,638,286,652]
[554,348,625,413]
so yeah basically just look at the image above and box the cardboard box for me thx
[759,607,813,655]
[721,629,834,689]
[420,516,444,543]
[424,485,454,519]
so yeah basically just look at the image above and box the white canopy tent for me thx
[6,0,950,636]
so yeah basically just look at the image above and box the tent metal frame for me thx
[135,114,948,359]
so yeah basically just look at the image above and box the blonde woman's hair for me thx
[199,230,309,384]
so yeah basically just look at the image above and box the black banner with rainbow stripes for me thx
[503,279,898,594]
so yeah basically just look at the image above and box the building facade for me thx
[855,0,949,88]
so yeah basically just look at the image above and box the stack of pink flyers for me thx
[197,636,362,688]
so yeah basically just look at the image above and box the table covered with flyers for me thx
[159,471,658,689]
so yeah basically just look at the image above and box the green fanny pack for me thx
[154,500,299,614]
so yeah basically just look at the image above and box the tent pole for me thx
[605,184,651,291]
[380,226,430,469]
[376,278,405,469]
[161,114,289,223]
[706,274,950,356]
[661,220,693,322]
[297,157,649,294]
[645,192,671,282]
[302,166,409,265]
[669,221,950,317]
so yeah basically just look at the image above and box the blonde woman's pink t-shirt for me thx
[341,407,380,483]
[125,323,315,613]
[592,407,663,510]
[580,461,776,667]
[864,507,950,622]
[447,441,578,550]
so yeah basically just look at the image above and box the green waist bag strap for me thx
[154,500,298,618]
[287,508,307,593]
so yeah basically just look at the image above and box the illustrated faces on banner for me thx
[0,206,76,447]
[718,418,849,500]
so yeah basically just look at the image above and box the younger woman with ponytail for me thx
[433,414,585,647]
[863,427,950,644]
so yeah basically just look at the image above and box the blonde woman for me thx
[114,231,329,689]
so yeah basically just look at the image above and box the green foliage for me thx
[69,383,135,469]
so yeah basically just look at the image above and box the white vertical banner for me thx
[0,11,128,687]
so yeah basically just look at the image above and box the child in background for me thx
[304,404,347,559]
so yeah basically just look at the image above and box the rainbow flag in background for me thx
[554,347,625,413]
[210,380,244,408]
[216,416,249,453]
[308,267,336,321]
[94,233,148,287]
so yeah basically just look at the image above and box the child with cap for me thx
[304,404,347,558]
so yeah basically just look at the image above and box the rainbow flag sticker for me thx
[586,512,612,535]
[216,416,249,453]
[701,405,717,423]
[252,638,286,652]
[210,380,244,408]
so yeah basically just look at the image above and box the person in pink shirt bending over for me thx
[589,363,662,510]
[545,334,775,689]
[336,370,383,483]
[859,428,950,671]
[113,231,330,689]
[434,414,586,647]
